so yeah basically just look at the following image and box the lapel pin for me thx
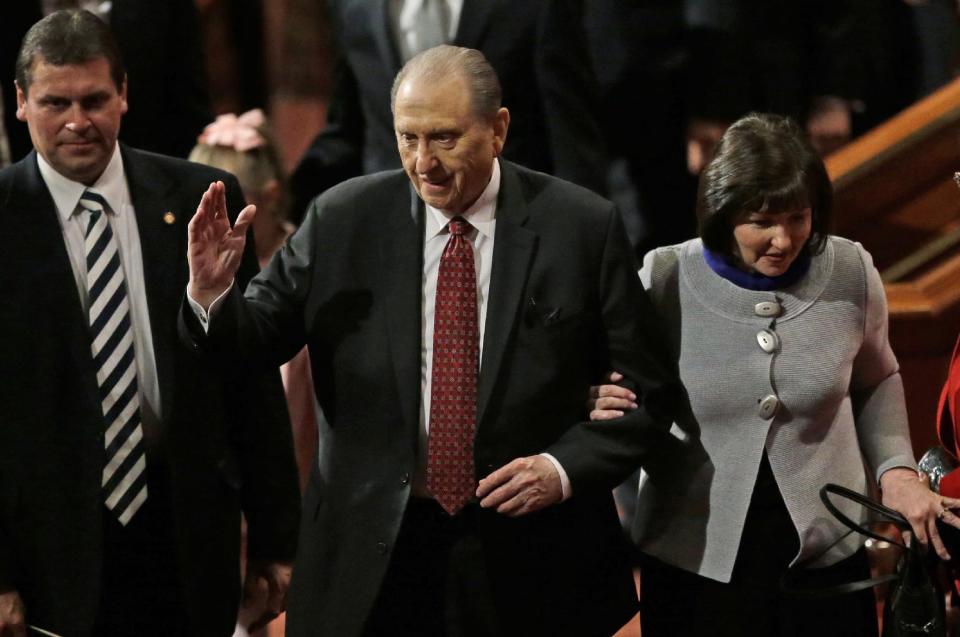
[162,211,176,225]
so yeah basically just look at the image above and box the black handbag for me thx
[819,483,945,637]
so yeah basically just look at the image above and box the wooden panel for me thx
[827,79,960,454]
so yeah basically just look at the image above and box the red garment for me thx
[937,332,960,497]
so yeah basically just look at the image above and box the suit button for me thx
[756,329,779,354]
[757,394,780,419]
[754,301,781,318]
[376,541,389,555]
[400,473,410,486]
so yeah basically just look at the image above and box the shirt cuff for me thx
[540,452,571,501]
[186,281,234,334]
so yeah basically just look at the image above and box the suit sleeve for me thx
[545,204,680,493]
[223,178,302,561]
[533,0,608,194]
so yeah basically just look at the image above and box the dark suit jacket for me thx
[289,0,608,221]
[0,146,300,636]
[188,160,679,635]
[1,0,211,162]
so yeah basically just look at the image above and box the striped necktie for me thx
[81,189,148,526]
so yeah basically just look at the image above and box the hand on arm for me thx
[587,371,638,420]
[476,456,563,517]
[0,590,25,637]
[880,467,960,560]
[187,181,257,310]
[241,560,292,631]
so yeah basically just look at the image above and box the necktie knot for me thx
[448,217,469,237]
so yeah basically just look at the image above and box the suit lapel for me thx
[121,146,180,422]
[477,162,537,426]
[380,181,424,443]
[453,0,495,48]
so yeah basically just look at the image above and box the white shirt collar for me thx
[425,158,500,240]
[37,144,127,223]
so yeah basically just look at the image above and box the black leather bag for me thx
[819,483,945,637]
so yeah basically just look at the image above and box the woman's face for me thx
[732,207,812,276]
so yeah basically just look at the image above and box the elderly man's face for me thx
[16,55,127,186]
[393,74,508,214]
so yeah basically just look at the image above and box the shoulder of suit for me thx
[502,160,615,227]
[121,144,238,186]
[309,168,409,209]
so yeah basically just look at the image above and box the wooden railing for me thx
[826,79,960,454]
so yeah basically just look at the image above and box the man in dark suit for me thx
[289,0,607,222]
[0,11,299,636]
[1,0,211,162]
[185,45,677,636]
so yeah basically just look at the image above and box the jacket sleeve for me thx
[545,204,681,493]
[849,244,916,481]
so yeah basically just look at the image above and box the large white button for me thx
[758,394,780,419]
[756,329,779,353]
[754,301,781,317]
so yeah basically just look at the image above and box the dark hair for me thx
[697,113,832,259]
[16,10,125,95]
[391,45,502,121]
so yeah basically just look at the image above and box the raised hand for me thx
[187,181,256,309]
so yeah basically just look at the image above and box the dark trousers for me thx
[362,498,501,637]
[91,473,187,636]
[640,456,878,637]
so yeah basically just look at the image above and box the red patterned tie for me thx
[427,217,479,515]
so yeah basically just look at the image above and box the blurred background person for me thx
[188,109,319,637]
[287,0,608,223]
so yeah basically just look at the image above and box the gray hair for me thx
[390,45,501,120]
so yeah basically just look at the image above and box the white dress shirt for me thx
[38,145,162,425]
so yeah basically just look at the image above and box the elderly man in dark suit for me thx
[185,45,677,636]
[0,11,299,637]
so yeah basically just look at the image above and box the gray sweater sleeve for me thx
[849,243,916,481]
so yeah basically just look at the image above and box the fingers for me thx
[476,456,561,517]
[242,573,268,608]
[233,204,258,237]
[927,516,951,561]
[265,568,290,614]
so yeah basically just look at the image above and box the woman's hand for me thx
[880,467,960,560]
[587,371,638,421]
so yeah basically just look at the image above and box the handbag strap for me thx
[819,483,909,550]
[781,483,908,599]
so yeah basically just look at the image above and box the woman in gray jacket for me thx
[592,113,960,636]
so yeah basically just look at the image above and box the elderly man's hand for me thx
[476,456,562,516]
[187,180,256,309]
[0,591,26,637]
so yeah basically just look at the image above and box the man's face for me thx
[16,56,127,185]
[394,74,508,214]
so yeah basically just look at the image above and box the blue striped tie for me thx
[81,189,148,526]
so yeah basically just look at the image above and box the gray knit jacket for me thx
[632,237,916,583]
